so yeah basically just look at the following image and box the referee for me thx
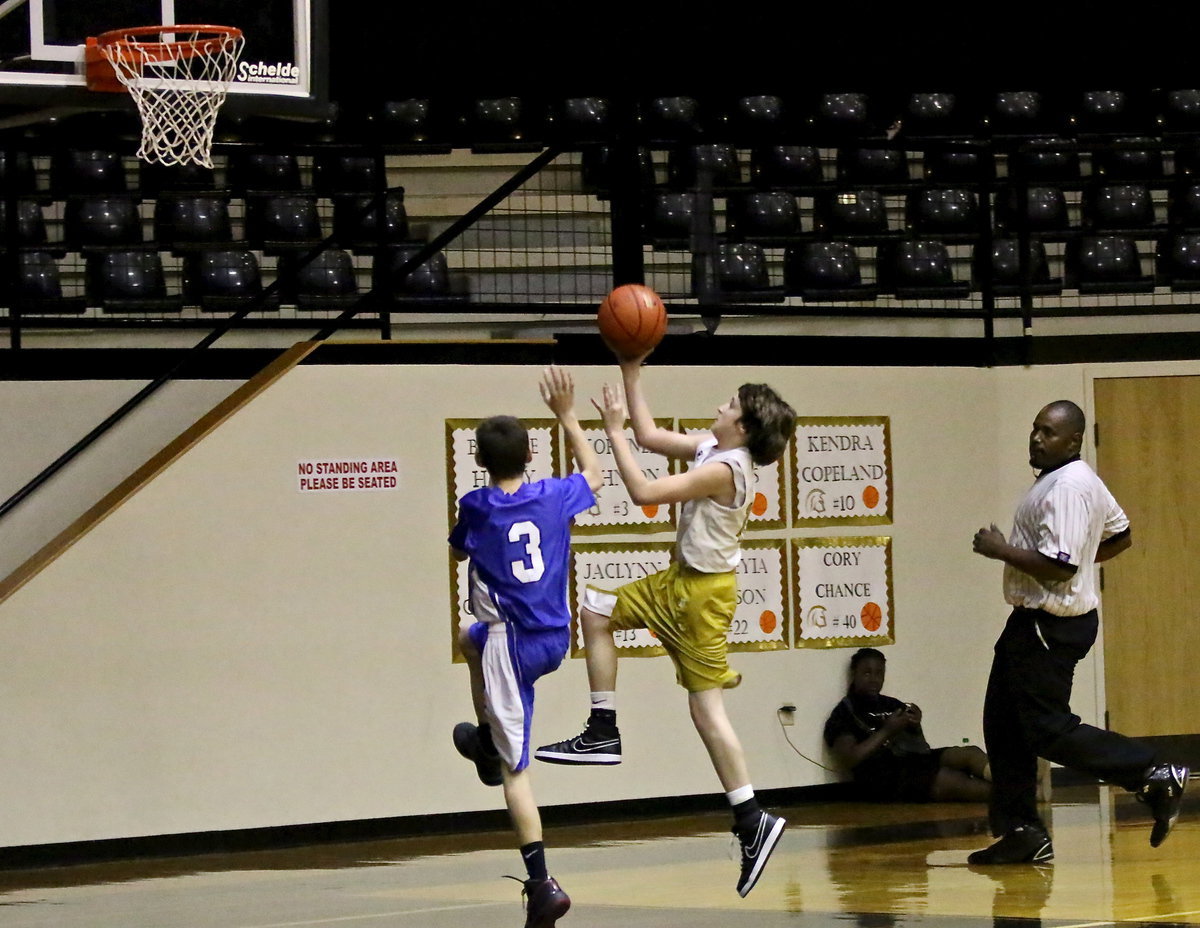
[968,399,1189,864]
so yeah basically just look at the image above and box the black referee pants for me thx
[982,607,1159,836]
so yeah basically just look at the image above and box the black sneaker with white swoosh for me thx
[534,722,622,765]
[735,810,787,897]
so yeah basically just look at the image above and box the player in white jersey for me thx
[969,400,1189,864]
[534,353,796,897]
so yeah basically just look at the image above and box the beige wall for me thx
[0,353,1193,849]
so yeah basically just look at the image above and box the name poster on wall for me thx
[794,536,894,648]
[679,420,787,530]
[571,540,790,658]
[571,419,677,534]
[792,417,892,526]
[444,418,559,653]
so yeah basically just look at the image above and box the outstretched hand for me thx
[539,365,576,416]
[591,382,628,432]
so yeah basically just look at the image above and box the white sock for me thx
[726,784,755,806]
[589,691,616,711]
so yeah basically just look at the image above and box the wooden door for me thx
[1094,376,1200,737]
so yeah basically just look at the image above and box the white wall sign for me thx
[297,458,400,493]
[792,417,892,526]
[571,420,677,534]
[571,541,790,657]
[730,540,789,652]
[795,536,894,648]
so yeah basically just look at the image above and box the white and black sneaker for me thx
[1139,762,1190,848]
[534,721,622,765]
[735,810,786,897]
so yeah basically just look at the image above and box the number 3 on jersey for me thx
[508,520,545,583]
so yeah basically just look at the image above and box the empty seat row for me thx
[709,235,1200,301]
[645,183,1200,246]
[629,90,1200,142]
[0,150,390,197]
[0,193,411,252]
[312,90,1200,147]
[580,141,1200,196]
[2,246,465,315]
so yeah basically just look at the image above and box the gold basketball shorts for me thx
[584,561,741,693]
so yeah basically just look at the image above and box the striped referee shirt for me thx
[1003,458,1130,617]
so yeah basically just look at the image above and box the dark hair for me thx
[1046,399,1086,435]
[849,647,886,670]
[475,415,529,479]
[737,383,797,466]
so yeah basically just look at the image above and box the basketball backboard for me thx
[0,0,327,115]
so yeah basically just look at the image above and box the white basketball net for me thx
[100,27,245,168]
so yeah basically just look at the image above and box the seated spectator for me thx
[823,647,992,802]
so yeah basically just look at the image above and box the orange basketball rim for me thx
[86,25,244,93]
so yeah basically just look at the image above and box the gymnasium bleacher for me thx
[7,90,1200,344]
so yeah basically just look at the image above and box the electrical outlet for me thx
[778,703,796,726]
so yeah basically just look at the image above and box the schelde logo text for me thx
[237,61,300,84]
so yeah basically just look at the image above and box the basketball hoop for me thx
[86,25,245,168]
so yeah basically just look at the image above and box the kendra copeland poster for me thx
[792,417,892,526]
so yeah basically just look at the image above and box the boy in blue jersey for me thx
[450,365,602,928]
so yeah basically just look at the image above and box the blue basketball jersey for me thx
[449,473,594,631]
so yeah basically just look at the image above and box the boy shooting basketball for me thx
[450,366,602,927]
[534,353,796,897]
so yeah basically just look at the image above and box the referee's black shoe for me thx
[967,825,1054,865]
[1139,762,1190,847]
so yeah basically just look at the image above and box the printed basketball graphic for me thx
[862,485,880,509]
[641,504,660,518]
[751,492,769,516]
[759,610,777,634]
[861,601,882,632]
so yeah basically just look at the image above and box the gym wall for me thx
[0,348,1192,851]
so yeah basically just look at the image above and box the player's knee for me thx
[581,606,611,633]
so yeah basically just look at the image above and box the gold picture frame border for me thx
[791,416,893,527]
[792,535,895,649]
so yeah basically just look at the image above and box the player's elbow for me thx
[627,484,659,506]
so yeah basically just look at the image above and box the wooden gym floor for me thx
[0,783,1195,928]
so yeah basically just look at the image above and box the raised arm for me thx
[540,365,603,493]
[593,382,732,507]
[620,356,704,460]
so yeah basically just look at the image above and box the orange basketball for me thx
[597,284,667,359]
[861,601,883,632]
